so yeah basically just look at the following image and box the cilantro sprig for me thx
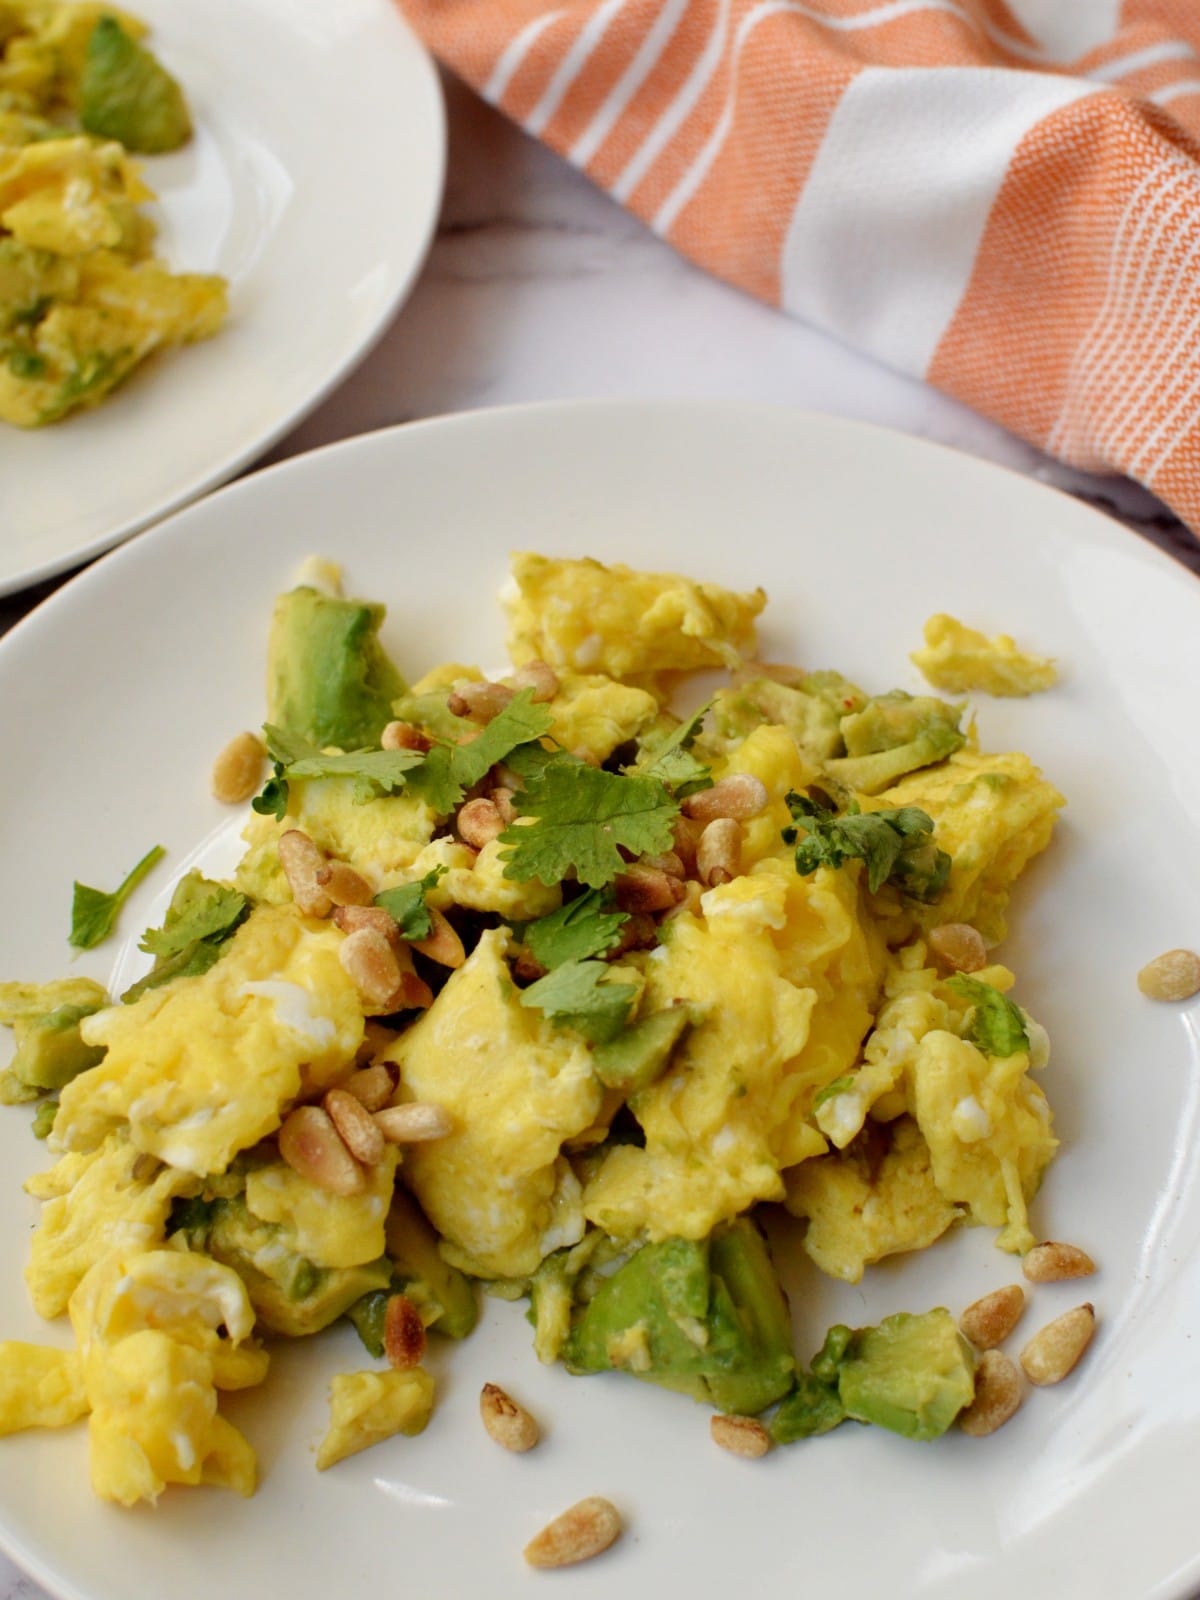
[783,793,950,902]
[69,844,165,950]
[404,691,556,813]
[374,867,448,942]
[519,958,637,1044]
[946,975,1029,1058]
[634,703,713,800]
[523,889,628,970]
[500,764,679,889]
[123,873,249,1001]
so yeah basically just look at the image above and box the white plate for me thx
[1,401,1199,1600]
[0,0,444,598]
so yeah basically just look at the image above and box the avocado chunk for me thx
[384,1187,478,1340]
[9,1001,105,1091]
[563,1218,795,1415]
[836,1308,975,1440]
[79,16,192,153]
[769,1371,847,1442]
[713,679,844,762]
[592,1006,692,1093]
[826,694,964,796]
[389,689,474,744]
[266,585,407,751]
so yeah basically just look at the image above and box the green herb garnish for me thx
[69,844,165,950]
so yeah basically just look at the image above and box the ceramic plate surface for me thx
[1,402,1198,1600]
[0,0,444,598]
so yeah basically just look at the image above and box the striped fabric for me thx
[398,0,1200,532]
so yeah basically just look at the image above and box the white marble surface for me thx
[1,63,1199,1600]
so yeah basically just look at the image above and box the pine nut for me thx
[278,1105,364,1196]
[512,947,548,983]
[614,865,687,914]
[672,815,703,876]
[338,927,411,1012]
[510,660,560,703]
[608,913,657,957]
[640,851,685,878]
[710,1414,770,1458]
[959,1350,1023,1436]
[1137,949,1200,1001]
[342,1063,396,1113]
[409,907,465,968]
[380,720,432,752]
[1023,1242,1096,1284]
[524,1497,622,1569]
[490,786,518,824]
[697,817,742,886]
[1020,1304,1096,1386]
[278,830,332,918]
[457,797,505,848]
[480,1383,539,1452]
[928,922,988,974]
[333,904,399,941]
[682,774,769,823]
[210,731,266,804]
[448,680,514,723]
[960,1284,1026,1350]
[323,1087,386,1165]
[374,1103,454,1144]
[314,860,374,907]
[384,1292,427,1370]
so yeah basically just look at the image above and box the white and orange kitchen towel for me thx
[398,0,1200,534]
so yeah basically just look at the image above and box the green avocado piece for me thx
[826,694,964,796]
[388,689,473,744]
[9,1002,106,1091]
[592,1006,692,1093]
[206,1196,390,1337]
[768,1372,846,1443]
[385,1187,478,1340]
[836,1309,975,1441]
[713,679,844,762]
[79,16,192,154]
[266,585,407,751]
[563,1218,795,1416]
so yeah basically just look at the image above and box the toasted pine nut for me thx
[409,907,465,969]
[614,865,687,914]
[480,1383,539,1452]
[510,660,560,703]
[380,720,432,752]
[355,1021,399,1065]
[959,1350,1023,1436]
[697,817,742,886]
[1137,949,1200,1001]
[928,922,988,974]
[523,1497,622,1569]
[608,913,657,957]
[640,851,685,878]
[682,775,769,823]
[672,814,703,876]
[512,947,548,983]
[339,927,410,1012]
[315,860,375,907]
[333,904,399,941]
[384,1293,427,1370]
[278,1105,364,1196]
[342,1063,396,1112]
[374,1102,454,1144]
[278,830,332,918]
[1020,1304,1096,1386]
[490,785,518,824]
[211,731,266,805]
[448,680,515,723]
[1023,1243,1096,1284]
[710,1414,770,1458]
[324,1087,386,1165]
[457,797,505,849]
[960,1284,1026,1350]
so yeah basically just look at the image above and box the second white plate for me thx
[0,0,444,598]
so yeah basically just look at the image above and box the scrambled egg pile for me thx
[0,0,225,426]
[0,552,1064,1504]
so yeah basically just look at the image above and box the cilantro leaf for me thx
[946,975,1030,1058]
[263,723,425,805]
[783,794,950,901]
[519,958,637,1044]
[403,690,556,814]
[502,742,577,782]
[635,703,714,800]
[374,867,448,942]
[500,764,679,889]
[251,767,289,821]
[123,872,249,1002]
[69,844,165,950]
[524,889,629,970]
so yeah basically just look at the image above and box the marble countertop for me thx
[1,63,1198,1600]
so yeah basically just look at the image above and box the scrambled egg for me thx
[911,614,1057,697]
[0,1,225,426]
[0,549,1067,1504]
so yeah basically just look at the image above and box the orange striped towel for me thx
[397,0,1200,534]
